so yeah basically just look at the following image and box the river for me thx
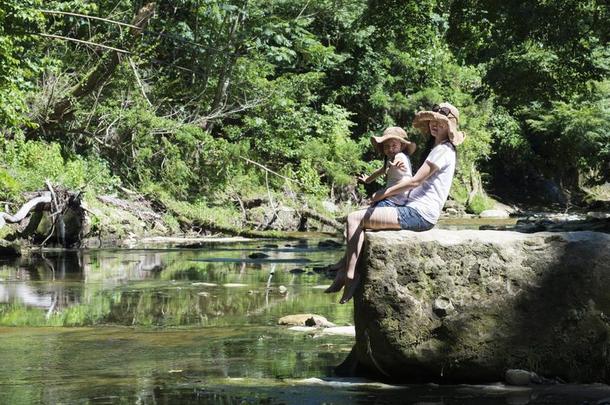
[1,231,609,404]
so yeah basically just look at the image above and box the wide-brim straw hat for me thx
[412,102,465,146]
[370,126,417,155]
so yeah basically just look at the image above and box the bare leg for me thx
[324,270,345,293]
[325,206,401,301]
[328,224,349,270]
[323,227,348,293]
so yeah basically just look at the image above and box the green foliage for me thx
[448,0,610,197]
[467,192,494,215]
[0,135,119,200]
[0,0,604,210]
[524,80,610,185]
[0,0,43,127]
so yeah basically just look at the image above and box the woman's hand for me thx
[357,174,369,183]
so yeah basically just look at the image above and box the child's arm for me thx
[389,153,412,176]
[358,166,386,184]
[371,161,439,202]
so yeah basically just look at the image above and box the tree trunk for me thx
[36,3,156,133]
[207,8,245,129]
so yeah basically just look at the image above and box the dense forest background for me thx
[1,0,608,229]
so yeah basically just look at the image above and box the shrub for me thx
[0,134,119,200]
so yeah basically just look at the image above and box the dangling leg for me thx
[324,224,348,293]
[339,206,401,304]
[328,254,346,271]
[324,269,346,293]
[328,223,349,271]
[325,211,363,294]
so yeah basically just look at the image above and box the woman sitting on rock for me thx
[325,103,465,303]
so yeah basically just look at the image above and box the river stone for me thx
[345,229,610,383]
[248,252,269,259]
[587,211,610,220]
[248,205,301,231]
[505,369,537,386]
[278,314,336,327]
[479,209,510,218]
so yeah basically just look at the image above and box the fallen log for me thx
[299,207,343,230]
[0,192,51,228]
[1,185,86,247]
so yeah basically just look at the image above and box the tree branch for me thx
[0,193,52,228]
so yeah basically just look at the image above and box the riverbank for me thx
[0,189,346,250]
[2,186,609,253]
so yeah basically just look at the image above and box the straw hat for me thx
[370,126,417,155]
[412,102,465,146]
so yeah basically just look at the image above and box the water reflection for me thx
[2,237,610,404]
[0,241,347,327]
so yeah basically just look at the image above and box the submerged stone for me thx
[318,239,343,248]
[343,229,610,384]
[248,252,270,259]
[289,268,306,274]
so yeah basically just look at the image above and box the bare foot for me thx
[339,273,361,304]
[324,272,345,293]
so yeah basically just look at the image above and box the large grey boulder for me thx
[344,229,610,383]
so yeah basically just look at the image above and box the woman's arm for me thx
[358,166,386,184]
[371,160,439,202]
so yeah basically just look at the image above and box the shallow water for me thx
[1,236,609,404]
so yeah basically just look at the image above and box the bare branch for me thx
[36,33,131,54]
[128,57,152,107]
[239,156,305,188]
[39,9,140,29]
[190,97,265,125]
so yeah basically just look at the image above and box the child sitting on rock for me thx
[359,126,416,208]
[324,127,416,284]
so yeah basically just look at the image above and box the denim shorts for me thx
[373,199,434,231]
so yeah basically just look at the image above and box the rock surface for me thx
[345,229,610,383]
[479,209,510,219]
[278,314,336,328]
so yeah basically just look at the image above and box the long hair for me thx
[418,137,435,170]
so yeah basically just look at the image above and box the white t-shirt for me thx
[386,152,412,205]
[406,143,456,224]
